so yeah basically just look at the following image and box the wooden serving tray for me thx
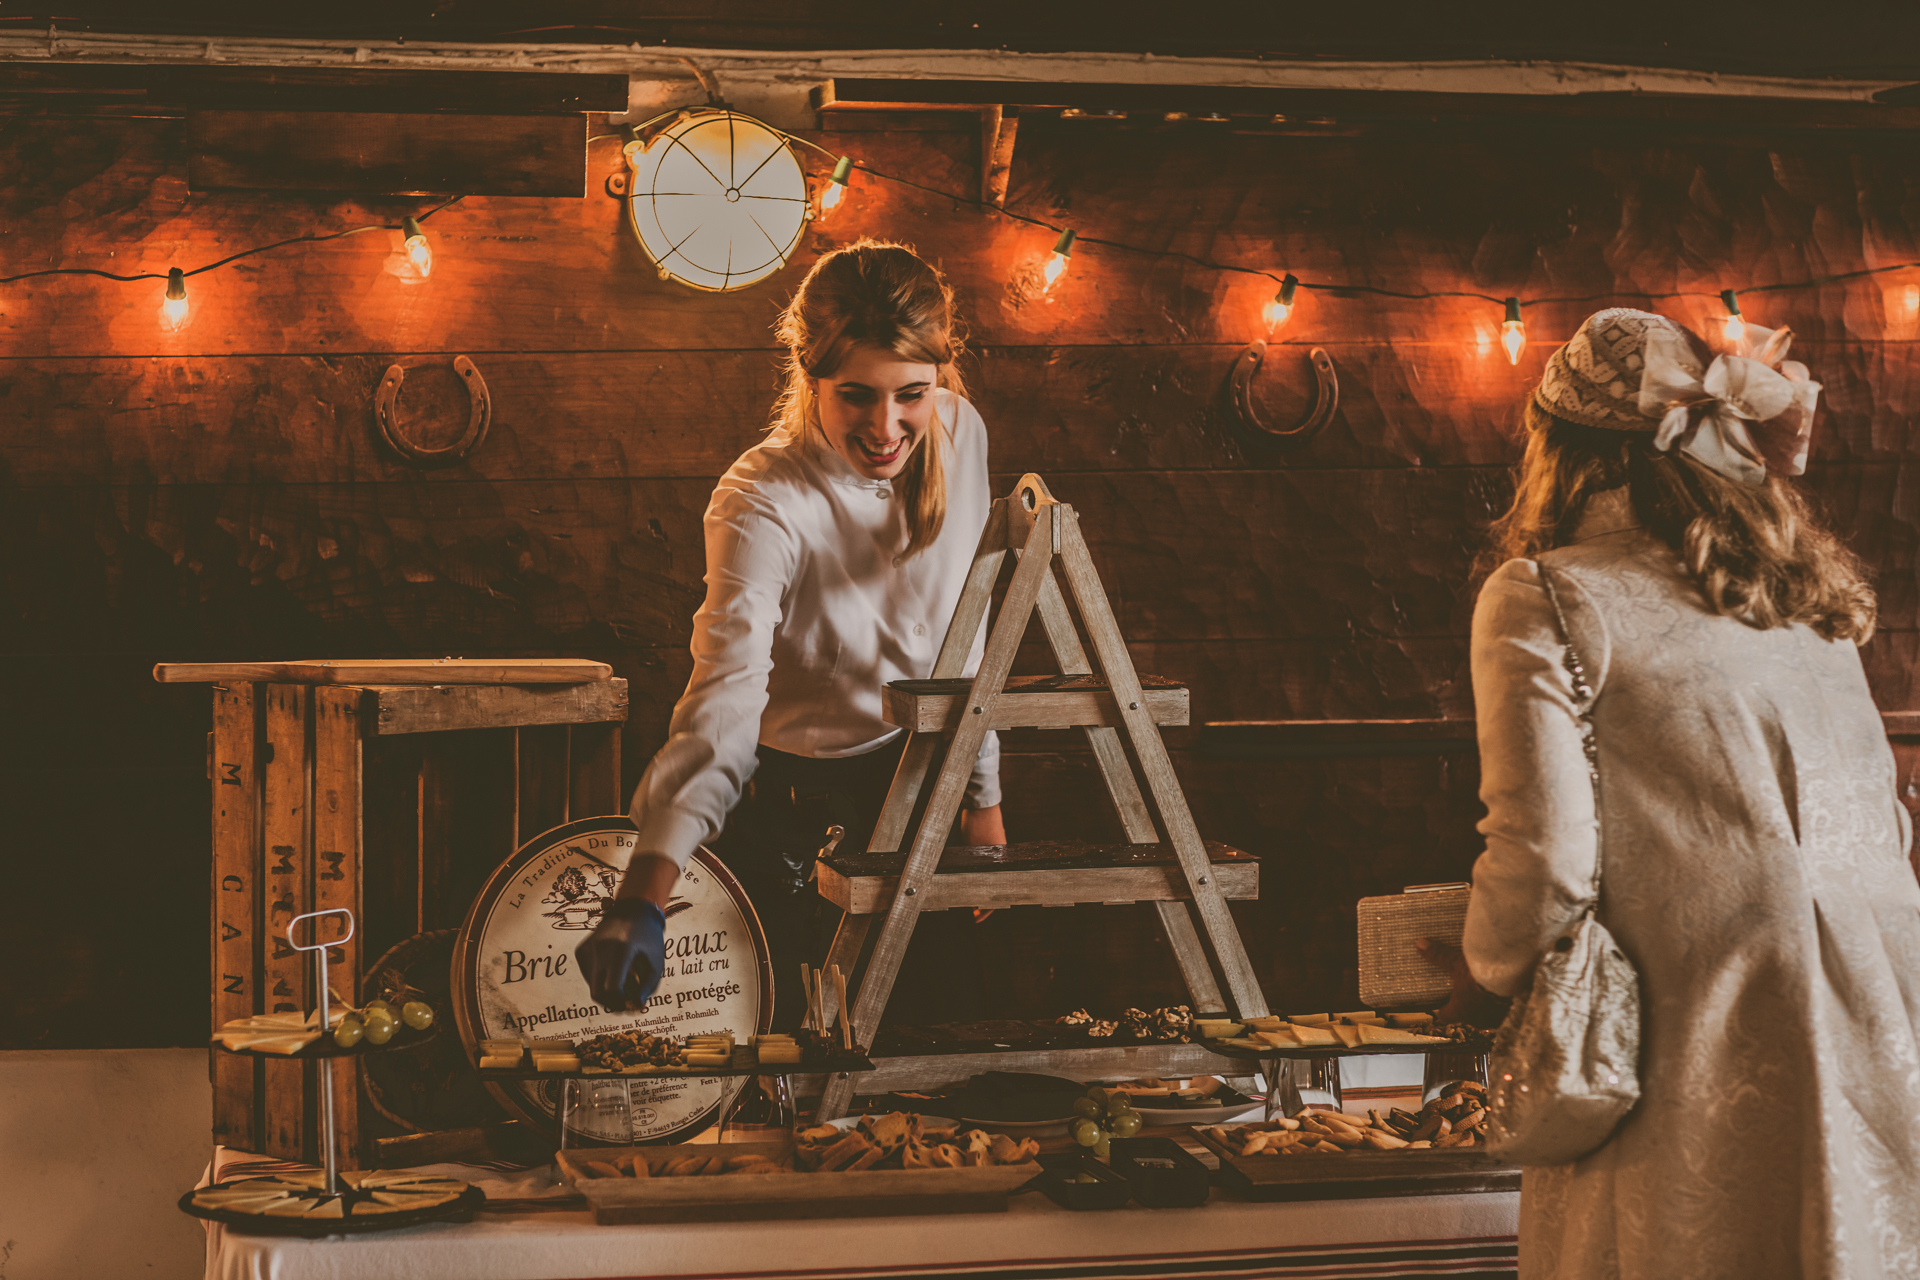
[154,658,611,685]
[557,1141,1039,1224]
[1190,1126,1518,1201]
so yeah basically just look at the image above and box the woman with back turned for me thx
[1429,308,1920,1277]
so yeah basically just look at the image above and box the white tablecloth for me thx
[201,1148,1519,1280]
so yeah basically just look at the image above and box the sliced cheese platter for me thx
[1192,1011,1492,1059]
[179,1169,485,1236]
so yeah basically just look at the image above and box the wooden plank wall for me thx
[6,108,1920,1046]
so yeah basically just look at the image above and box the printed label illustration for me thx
[473,830,763,1143]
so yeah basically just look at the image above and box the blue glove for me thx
[576,899,666,1013]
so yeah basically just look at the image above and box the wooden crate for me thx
[205,676,628,1164]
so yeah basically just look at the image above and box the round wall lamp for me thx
[625,110,810,292]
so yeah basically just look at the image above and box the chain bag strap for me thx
[1482,562,1643,1165]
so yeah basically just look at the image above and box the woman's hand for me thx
[960,805,1006,921]
[960,803,1006,847]
[574,853,680,1012]
[1417,936,1511,1029]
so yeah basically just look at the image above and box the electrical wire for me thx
[0,194,465,287]
[784,133,1920,314]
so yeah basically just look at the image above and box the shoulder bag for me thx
[1482,563,1643,1165]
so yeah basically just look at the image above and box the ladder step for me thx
[883,673,1189,733]
[791,1023,1249,1093]
[818,839,1258,915]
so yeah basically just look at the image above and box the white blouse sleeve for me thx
[1463,558,1608,997]
[628,482,797,868]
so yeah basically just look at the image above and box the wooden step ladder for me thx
[813,474,1270,1120]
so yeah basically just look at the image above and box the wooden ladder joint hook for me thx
[376,355,492,469]
[1230,342,1338,446]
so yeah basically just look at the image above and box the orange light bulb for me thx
[403,216,432,279]
[1499,298,1525,366]
[817,156,853,221]
[1042,228,1076,293]
[160,267,189,332]
[1264,274,1300,331]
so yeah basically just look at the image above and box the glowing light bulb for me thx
[1500,297,1526,366]
[160,267,189,332]
[818,155,853,221]
[403,216,432,279]
[1042,228,1075,293]
[1264,273,1299,330]
[1720,288,1743,342]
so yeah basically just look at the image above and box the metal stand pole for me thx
[290,908,355,1197]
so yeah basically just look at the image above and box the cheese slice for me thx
[194,1190,289,1211]
[1252,1027,1304,1048]
[1240,1016,1286,1031]
[371,1189,458,1209]
[1330,1024,1365,1047]
[349,1198,407,1215]
[262,1197,321,1217]
[532,1053,582,1073]
[1288,1013,1333,1026]
[303,1197,345,1219]
[1385,1012,1434,1027]
[1354,1023,1451,1045]
[1289,1024,1339,1045]
[755,1045,802,1064]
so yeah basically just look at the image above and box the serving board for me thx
[477,1044,873,1080]
[178,1180,485,1236]
[1190,1126,1518,1201]
[154,658,611,684]
[1197,1034,1493,1061]
[557,1141,1038,1223]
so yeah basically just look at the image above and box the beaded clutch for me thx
[1355,882,1470,1009]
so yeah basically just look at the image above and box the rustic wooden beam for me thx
[187,111,588,195]
[365,680,629,736]
[0,64,627,116]
[821,79,1920,139]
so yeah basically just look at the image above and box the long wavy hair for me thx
[1485,399,1875,643]
[772,239,967,559]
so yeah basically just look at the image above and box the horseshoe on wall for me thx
[375,355,491,469]
[1230,341,1338,446]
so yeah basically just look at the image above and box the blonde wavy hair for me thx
[1485,400,1875,643]
[772,239,967,559]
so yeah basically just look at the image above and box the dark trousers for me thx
[708,737,984,1032]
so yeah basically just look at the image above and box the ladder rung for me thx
[883,673,1189,732]
[817,839,1258,915]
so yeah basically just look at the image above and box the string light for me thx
[1043,228,1076,292]
[1720,288,1744,342]
[160,267,188,332]
[1264,273,1299,330]
[817,156,853,221]
[1500,297,1526,365]
[402,216,433,279]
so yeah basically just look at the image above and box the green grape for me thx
[1084,1087,1109,1110]
[400,1001,434,1031]
[1091,1131,1111,1160]
[364,999,396,1021]
[1069,1118,1099,1147]
[1107,1095,1136,1119]
[1110,1112,1143,1138]
[1071,1096,1102,1120]
[362,1017,397,1046]
[332,1016,364,1049]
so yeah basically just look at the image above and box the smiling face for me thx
[812,344,939,481]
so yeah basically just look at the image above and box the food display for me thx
[575,1151,793,1178]
[186,1169,474,1223]
[1056,1005,1193,1041]
[473,1028,852,1074]
[1201,1080,1490,1154]
[795,1113,1040,1171]
[1067,1085,1144,1158]
[214,993,438,1056]
[1199,1011,1482,1052]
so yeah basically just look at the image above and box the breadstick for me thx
[831,966,851,1050]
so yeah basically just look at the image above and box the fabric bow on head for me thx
[1637,323,1820,487]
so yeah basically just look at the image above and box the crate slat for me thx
[260,683,314,1161]
[209,683,261,1151]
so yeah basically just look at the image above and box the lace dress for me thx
[1464,491,1920,1279]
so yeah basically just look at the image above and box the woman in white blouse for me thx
[577,240,1005,1020]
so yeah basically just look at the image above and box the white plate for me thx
[949,1114,1072,1137]
[1131,1099,1264,1126]
[827,1114,960,1133]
